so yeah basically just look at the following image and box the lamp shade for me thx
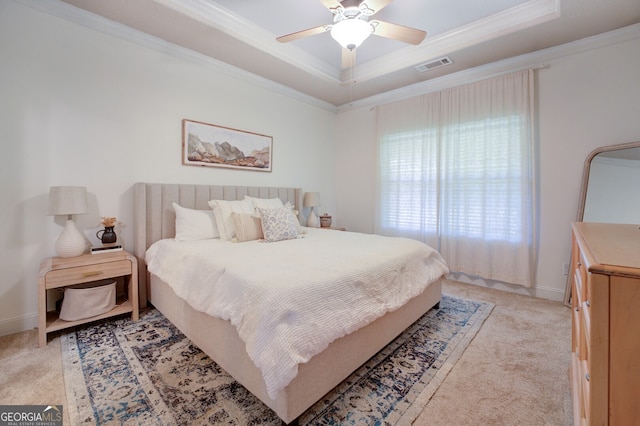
[47,186,88,257]
[47,186,88,216]
[330,18,373,50]
[303,192,320,208]
[303,192,320,228]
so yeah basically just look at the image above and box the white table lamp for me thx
[48,186,88,257]
[303,192,320,228]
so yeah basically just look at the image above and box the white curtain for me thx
[376,70,536,287]
[376,92,441,248]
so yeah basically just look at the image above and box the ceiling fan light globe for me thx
[330,18,372,50]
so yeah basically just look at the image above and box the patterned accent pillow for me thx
[232,213,263,242]
[258,206,299,242]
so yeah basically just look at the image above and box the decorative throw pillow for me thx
[173,202,219,241]
[208,199,255,240]
[232,213,263,242]
[258,206,299,242]
[246,196,304,234]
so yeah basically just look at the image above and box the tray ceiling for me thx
[59,0,640,106]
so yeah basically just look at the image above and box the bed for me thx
[132,182,447,424]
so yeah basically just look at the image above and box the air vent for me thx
[415,56,453,73]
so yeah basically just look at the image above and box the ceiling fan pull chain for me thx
[349,49,357,104]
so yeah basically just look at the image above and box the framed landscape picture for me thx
[182,119,272,172]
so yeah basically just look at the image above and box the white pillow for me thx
[244,195,284,210]
[208,198,255,240]
[173,202,219,241]
[232,213,263,242]
[258,206,299,242]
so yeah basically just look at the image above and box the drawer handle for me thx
[585,373,590,382]
[82,271,103,277]
[585,300,590,308]
[575,307,580,312]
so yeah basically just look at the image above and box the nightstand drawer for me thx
[45,260,132,289]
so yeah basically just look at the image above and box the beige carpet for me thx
[0,280,572,425]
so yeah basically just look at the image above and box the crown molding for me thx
[22,0,337,112]
[337,22,640,112]
[158,0,342,83]
[351,0,560,84]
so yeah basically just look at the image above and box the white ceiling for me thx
[59,0,640,107]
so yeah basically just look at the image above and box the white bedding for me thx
[145,228,448,399]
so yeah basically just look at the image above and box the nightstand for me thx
[38,250,139,347]
[320,226,346,231]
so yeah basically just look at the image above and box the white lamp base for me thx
[55,219,87,257]
[307,208,320,228]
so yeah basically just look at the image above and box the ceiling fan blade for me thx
[276,25,331,43]
[370,20,426,45]
[341,48,356,70]
[361,0,393,14]
[319,0,342,12]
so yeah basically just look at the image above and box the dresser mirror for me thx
[564,140,640,305]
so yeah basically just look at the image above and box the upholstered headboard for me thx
[133,182,302,308]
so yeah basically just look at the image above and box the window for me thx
[377,70,535,287]
[379,129,438,235]
[440,116,529,243]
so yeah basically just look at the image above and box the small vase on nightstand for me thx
[320,214,332,228]
[96,226,117,244]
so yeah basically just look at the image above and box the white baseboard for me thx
[0,312,38,338]
[448,273,565,303]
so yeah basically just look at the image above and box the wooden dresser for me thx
[570,222,640,425]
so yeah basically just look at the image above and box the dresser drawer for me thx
[570,352,587,426]
[45,260,132,289]
[580,359,591,424]
[573,307,587,360]
[572,303,580,353]
[576,253,589,303]
[580,301,590,361]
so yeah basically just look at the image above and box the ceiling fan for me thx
[276,0,426,69]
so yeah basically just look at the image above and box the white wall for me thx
[335,31,640,301]
[0,1,336,336]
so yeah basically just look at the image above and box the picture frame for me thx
[182,119,272,172]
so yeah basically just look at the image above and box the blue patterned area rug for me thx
[61,295,493,425]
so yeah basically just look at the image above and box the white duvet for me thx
[145,228,448,399]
